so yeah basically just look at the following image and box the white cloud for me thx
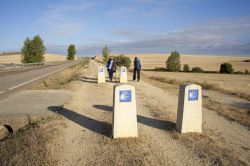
[80,17,250,55]
[39,0,95,37]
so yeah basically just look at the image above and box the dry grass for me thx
[0,115,62,166]
[126,54,250,72]
[170,131,248,166]
[204,98,250,128]
[145,72,250,101]
[0,54,67,64]
[144,74,250,127]
[94,54,250,71]
[32,60,89,89]
[142,91,249,165]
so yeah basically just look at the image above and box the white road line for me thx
[0,91,7,94]
[8,66,70,91]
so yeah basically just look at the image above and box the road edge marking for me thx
[8,65,71,91]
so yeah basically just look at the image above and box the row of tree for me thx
[21,35,76,63]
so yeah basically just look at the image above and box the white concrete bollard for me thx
[120,67,128,83]
[97,67,105,83]
[112,84,138,138]
[176,84,202,133]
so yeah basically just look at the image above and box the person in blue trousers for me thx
[133,57,141,82]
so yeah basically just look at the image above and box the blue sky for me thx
[0,0,250,56]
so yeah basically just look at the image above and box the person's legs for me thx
[133,68,136,81]
[110,69,113,81]
[107,69,111,80]
[137,69,140,81]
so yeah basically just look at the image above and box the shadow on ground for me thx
[48,106,111,138]
[77,77,97,83]
[232,101,250,111]
[137,115,176,131]
[77,76,119,83]
[93,105,113,112]
[93,104,176,131]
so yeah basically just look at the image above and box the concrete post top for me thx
[121,66,127,71]
[98,66,105,72]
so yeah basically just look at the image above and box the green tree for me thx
[220,63,234,74]
[67,44,76,60]
[183,64,190,72]
[166,51,181,72]
[102,45,110,62]
[191,67,204,73]
[113,54,131,69]
[21,35,46,63]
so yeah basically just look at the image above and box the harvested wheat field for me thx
[0,54,67,64]
[126,54,250,72]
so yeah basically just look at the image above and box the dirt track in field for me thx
[48,60,250,166]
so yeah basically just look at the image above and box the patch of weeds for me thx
[32,59,89,89]
[203,98,250,128]
[0,115,60,166]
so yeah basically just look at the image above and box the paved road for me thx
[0,60,80,99]
[0,90,71,132]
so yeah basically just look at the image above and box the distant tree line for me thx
[1,51,21,55]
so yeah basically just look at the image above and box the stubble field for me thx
[0,54,67,64]
[126,54,250,72]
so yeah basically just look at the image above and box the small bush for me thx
[245,69,249,74]
[183,64,190,72]
[154,67,167,72]
[113,54,131,69]
[191,67,204,73]
[234,71,243,74]
[220,63,234,74]
[166,51,181,72]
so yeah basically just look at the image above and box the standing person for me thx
[133,57,141,82]
[106,57,115,81]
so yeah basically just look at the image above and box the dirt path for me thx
[50,60,250,166]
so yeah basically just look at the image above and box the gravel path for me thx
[50,60,250,166]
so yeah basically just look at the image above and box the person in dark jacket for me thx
[133,57,141,82]
[106,57,115,81]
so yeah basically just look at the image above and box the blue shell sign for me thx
[120,90,132,102]
[99,68,103,72]
[188,89,199,101]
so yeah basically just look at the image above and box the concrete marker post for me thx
[112,84,138,138]
[176,83,202,133]
[97,67,105,83]
[120,67,128,83]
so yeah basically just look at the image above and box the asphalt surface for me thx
[0,60,80,100]
[0,90,71,132]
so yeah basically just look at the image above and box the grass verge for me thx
[146,76,250,127]
[32,58,89,89]
[0,115,62,166]
[204,98,250,128]
[148,76,250,101]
